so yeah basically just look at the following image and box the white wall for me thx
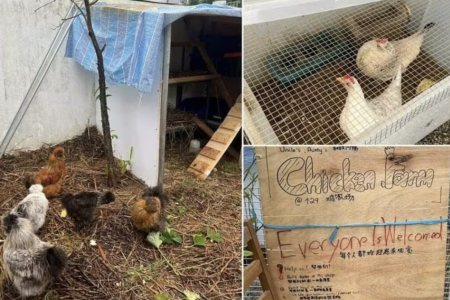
[0,1,96,153]
[95,44,164,187]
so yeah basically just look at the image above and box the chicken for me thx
[1,212,67,297]
[131,187,168,232]
[59,191,115,227]
[357,22,435,81]
[11,184,48,232]
[25,146,66,198]
[337,66,402,140]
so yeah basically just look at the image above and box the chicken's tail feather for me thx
[98,191,115,205]
[44,184,62,198]
[391,65,403,87]
[423,22,436,33]
[143,186,163,197]
[46,246,67,279]
[143,186,168,207]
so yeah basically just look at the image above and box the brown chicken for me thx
[25,147,66,198]
[131,187,168,232]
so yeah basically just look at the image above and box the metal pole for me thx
[158,24,172,189]
[0,2,79,157]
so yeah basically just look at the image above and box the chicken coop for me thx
[0,1,241,186]
[244,0,450,145]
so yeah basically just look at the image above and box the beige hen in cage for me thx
[244,0,450,145]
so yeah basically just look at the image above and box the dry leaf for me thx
[98,243,107,261]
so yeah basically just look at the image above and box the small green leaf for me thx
[244,250,253,257]
[155,294,170,300]
[129,146,134,160]
[178,206,186,214]
[146,232,162,249]
[206,228,222,243]
[111,134,119,139]
[193,234,206,247]
[161,227,183,244]
[183,290,200,300]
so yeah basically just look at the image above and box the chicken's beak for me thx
[336,77,345,85]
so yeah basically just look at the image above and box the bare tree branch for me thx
[34,0,56,13]
[69,0,87,20]
[100,44,107,53]
[90,0,100,6]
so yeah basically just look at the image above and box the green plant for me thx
[161,227,183,244]
[206,228,222,243]
[119,146,134,175]
[146,232,179,275]
[193,233,206,246]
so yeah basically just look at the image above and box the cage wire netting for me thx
[242,147,450,299]
[243,0,450,145]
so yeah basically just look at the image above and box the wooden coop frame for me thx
[244,219,278,300]
[165,15,242,180]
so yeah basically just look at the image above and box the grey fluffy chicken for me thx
[60,191,115,227]
[1,212,67,297]
[11,184,48,232]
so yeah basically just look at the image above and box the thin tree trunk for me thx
[83,0,117,187]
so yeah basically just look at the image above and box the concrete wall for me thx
[0,1,96,154]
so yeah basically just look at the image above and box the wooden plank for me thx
[228,103,242,119]
[200,146,221,161]
[211,132,231,145]
[188,99,241,180]
[192,116,240,160]
[244,260,263,291]
[168,74,219,84]
[245,220,279,300]
[221,117,241,131]
[256,146,450,300]
[244,227,252,245]
[188,158,210,174]
[259,291,274,300]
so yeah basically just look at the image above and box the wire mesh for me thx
[243,146,450,299]
[243,0,450,145]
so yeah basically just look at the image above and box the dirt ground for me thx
[0,128,242,300]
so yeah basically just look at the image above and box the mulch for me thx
[0,127,242,300]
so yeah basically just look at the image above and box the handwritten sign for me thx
[255,146,450,300]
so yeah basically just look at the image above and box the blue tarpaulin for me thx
[65,3,241,94]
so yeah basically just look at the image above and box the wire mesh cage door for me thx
[244,0,450,145]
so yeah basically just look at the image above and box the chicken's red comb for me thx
[344,74,355,84]
[375,38,388,44]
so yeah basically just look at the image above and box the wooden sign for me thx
[255,146,450,300]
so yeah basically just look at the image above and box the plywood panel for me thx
[255,146,450,300]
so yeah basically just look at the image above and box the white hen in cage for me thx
[244,0,450,145]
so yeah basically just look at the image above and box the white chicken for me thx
[1,212,67,297]
[11,184,48,232]
[338,66,402,140]
[357,22,435,81]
